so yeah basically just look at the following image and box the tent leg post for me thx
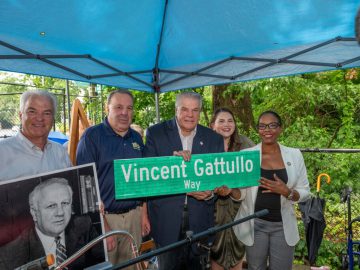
[155,92,160,123]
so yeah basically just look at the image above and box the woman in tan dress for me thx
[210,108,254,270]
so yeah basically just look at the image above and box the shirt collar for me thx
[17,131,52,150]
[36,227,66,249]
[103,117,131,139]
[175,118,197,138]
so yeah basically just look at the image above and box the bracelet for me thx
[205,191,214,201]
[229,195,242,202]
[287,189,294,200]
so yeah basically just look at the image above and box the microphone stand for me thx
[55,209,268,270]
[55,230,137,270]
[110,209,269,270]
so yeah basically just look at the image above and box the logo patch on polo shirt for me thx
[132,142,141,151]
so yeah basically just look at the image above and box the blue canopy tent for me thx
[0,0,360,94]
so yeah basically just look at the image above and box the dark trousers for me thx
[158,244,202,270]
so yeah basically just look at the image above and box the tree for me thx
[0,76,25,131]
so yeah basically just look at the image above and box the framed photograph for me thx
[0,163,107,269]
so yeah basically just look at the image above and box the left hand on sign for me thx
[187,190,212,200]
[259,174,288,196]
[214,185,232,197]
[173,150,191,161]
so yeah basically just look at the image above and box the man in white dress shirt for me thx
[0,89,71,181]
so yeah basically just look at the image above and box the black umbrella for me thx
[299,173,330,265]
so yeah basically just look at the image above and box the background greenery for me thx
[0,68,360,268]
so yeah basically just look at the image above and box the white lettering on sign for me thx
[121,161,188,182]
[193,157,254,176]
[184,180,201,190]
[120,156,254,182]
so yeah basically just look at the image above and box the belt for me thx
[105,205,138,215]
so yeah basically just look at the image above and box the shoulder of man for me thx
[0,135,17,148]
[81,123,104,139]
[0,230,30,269]
[147,119,173,133]
[0,226,37,256]
[66,215,93,235]
[196,124,222,139]
[48,139,67,149]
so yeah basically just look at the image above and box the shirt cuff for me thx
[204,191,215,201]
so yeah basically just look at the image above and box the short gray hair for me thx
[29,178,73,210]
[175,92,202,109]
[107,88,134,105]
[20,90,57,115]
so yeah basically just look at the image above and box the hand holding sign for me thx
[187,190,213,200]
[173,150,191,162]
[214,185,232,197]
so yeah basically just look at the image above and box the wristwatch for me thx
[205,191,214,201]
[287,189,294,200]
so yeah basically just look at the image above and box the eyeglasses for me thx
[257,122,280,130]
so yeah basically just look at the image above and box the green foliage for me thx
[0,77,23,129]
[240,72,360,194]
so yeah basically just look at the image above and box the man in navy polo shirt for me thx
[76,89,143,268]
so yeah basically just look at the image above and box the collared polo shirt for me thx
[0,132,72,181]
[76,118,143,213]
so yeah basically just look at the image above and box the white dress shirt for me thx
[176,120,197,152]
[36,228,66,265]
[0,132,72,181]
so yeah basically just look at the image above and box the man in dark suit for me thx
[0,178,104,270]
[143,92,224,270]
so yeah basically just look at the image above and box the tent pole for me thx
[66,80,71,126]
[152,0,168,124]
[100,85,104,121]
[155,92,160,123]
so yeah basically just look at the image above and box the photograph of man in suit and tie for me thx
[0,166,106,270]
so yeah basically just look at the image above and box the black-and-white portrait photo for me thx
[0,163,106,270]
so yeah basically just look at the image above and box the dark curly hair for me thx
[210,108,242,152]
[257,110,282,127]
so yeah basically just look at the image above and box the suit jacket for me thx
[233,143,311,246]
[0,215,105,270]
[143,118,224,247]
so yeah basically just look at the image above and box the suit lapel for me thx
[65,219,75,257]
[166,119,183,151]
[280,145,295,187]
[29,228,47,260]
[192,126,206,154]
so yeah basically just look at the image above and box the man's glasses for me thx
[257,122,280,130]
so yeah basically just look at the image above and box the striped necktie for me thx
[55,236,68,269]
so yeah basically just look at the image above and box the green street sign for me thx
[114,150,260,199]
